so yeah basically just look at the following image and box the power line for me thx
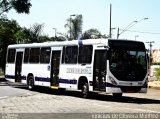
[119,29,160,35]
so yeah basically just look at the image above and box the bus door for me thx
[50,47,62,88]
[93,50,107,91]
[15,50,23,82]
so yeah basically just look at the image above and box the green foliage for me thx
[81,28,101,39]
[0,16,20,70]
[0,68,4,76]
[12,0,31,14]
[155,68,160,80]
[0,0,32,15]
[152,62,160,65]
[81,28,108,39]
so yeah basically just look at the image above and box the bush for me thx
[155,68,160,80]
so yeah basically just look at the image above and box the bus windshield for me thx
[109,40,147,81]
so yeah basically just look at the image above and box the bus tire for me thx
[112,93,122,98]
[82,82,89,98]
[27,76,34,90]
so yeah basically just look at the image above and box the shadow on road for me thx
[65,90,160,105]
[10,84,160,105]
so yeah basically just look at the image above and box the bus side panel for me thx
[5,63,15,82]
[21,64,51,87]
[59,64,93,91]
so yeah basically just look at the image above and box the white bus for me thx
[5,39,148,98]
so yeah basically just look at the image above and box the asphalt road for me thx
[0,80,160,115]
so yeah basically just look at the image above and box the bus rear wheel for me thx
[82,83,89,98]
[27,76,34,90]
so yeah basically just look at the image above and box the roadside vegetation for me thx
[0,68,4,76]
[155,68,160,80]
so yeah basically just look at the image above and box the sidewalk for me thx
[148,80,160,89]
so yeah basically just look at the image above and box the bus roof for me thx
[8,39,108,48]
[8,38,144,49]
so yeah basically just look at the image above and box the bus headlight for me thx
[109,76,117,85]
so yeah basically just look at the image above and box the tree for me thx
[81,28,101,39]
[0,16,20,70]
[65,14,83,40]
[28,23,44,43]
[0,0,32,15]
[19,23,45,43]
[81,28,108,39]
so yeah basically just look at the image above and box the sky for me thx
[6,0,160,50]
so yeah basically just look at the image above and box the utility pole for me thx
[146,41,155,69]
[117,28,119,39]
[109,4,112,38]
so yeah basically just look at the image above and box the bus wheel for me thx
[112,93,122,98]
[28,76,34,90]
[82,83,89,98]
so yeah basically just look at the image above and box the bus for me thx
[5,39,148,98]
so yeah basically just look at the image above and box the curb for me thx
[148,86,160,90]
[148,80,160,90]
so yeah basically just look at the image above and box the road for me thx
[0,81,35,98]
[0,81,160,118]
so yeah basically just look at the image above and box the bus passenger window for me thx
[78,45,93,64]
[40,47,51,63]
[65,46,78,64]
[7,49,16,63]
[29,48,40,63]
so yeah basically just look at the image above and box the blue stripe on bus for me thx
[5,75,147,88]
[5,75,15,79]
[5,75,26,80]
[35,76,50,82]
[5,75,76,84]
[59,79,77,84]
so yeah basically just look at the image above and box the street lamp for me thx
[70,14,76,39]
[117,18,148,39]
[53,28,57,37]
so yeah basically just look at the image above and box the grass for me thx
[0,68,4,76]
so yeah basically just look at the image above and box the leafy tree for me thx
[19,23,45,43]
[81,28,108,39]
[81,28,101,39]
[0,0,32,15]
[28,23,44,43]
[65,14,83,40]
[0,16,20,70]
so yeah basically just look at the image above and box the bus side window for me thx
[29,48,40,63]
[40,47,51,63]
[65,46,78,64]
[78,45,93,64]
[7,49,16,63]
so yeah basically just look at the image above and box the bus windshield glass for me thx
[109,40,147,81]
